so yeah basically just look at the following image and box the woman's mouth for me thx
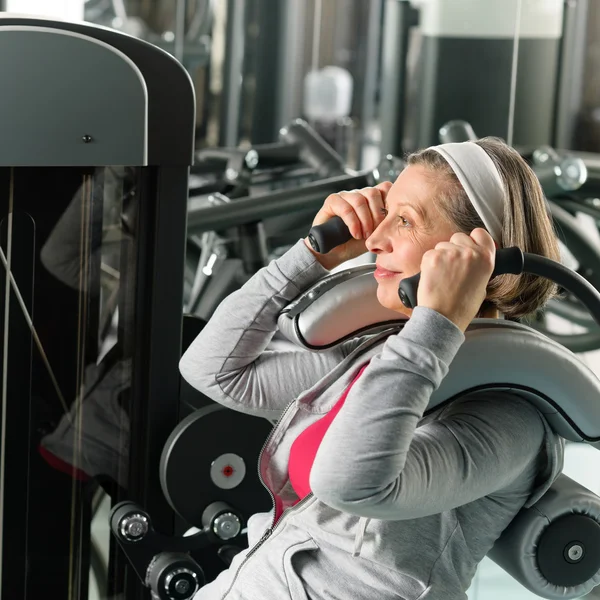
[374,266,402,280]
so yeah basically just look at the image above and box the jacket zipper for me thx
[244,492,315,559]
[218,326,403,598]
[219,397,309,599]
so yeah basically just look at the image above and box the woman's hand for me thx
[416,228,496,332]
[304,182,393,270]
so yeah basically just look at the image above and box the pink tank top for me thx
[288,363,369,500]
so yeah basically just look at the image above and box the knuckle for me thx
[424,249,440,264]
[347,193,369,208]
[339,205,357,218]
[460,249,477,264]
[354,197,370,210]
[324,193,342,209]
[363,187,382,200]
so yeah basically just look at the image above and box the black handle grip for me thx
[398,247,525,309]
[307,216,353,253]
[307,218,525,309]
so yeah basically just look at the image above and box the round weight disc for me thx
[160,404,273,528]
[210,453,246,490]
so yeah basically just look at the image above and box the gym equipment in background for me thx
[184,119,406,319]
[380,0,586,156]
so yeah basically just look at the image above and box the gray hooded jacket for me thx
[179,240,564,600]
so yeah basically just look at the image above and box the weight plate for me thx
[160,404,273,528]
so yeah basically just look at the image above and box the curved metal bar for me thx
[187,171,374,234]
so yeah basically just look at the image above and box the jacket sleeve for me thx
[310,307,547,519]
[179,239,364,419]
[41,167,133,291]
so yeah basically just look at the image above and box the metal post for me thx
[219,0,246,146]
[247,0,282,143]
[174,0,187,64]
[359,0,384,165]
[250,0,307,143]
[379,0,419,157]
[554,0,589,149]
[275,0,307,137]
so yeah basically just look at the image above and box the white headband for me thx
[429,142,505,245]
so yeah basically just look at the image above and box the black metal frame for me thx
[0,209,34,598]
[129,167,189,530]
[0,17,194,600]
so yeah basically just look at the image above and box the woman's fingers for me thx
[323,193,364,239]
[338,191,374,238]
[469,228,497,256]
[323,185,391,240]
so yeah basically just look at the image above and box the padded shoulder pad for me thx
[430,320,600,442]
[277,264,406,349]
[277,266,600,442]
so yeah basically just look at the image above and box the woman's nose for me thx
[365,220,392,254]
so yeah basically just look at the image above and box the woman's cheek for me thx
[377,281,407,314]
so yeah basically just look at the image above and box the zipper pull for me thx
[246,528,273,559]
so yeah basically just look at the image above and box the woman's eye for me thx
[399,216,411,227]
[380,207,388,217]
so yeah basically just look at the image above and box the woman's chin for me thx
[376,283,412,317]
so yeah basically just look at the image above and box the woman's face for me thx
[365,164,458,315]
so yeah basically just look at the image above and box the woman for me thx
[180,137,564,600]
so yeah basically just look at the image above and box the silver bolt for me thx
[164,568,199,599]
[212,512,241,540]
[533,149,551,165]
[119,513,149,542]
[568,544,584,562]
[82,135,93,144]
[128,521,144,537]
[225,168,238,181]
[244,149,259,170]
[558,157,587,190]
[175,579,190,594]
